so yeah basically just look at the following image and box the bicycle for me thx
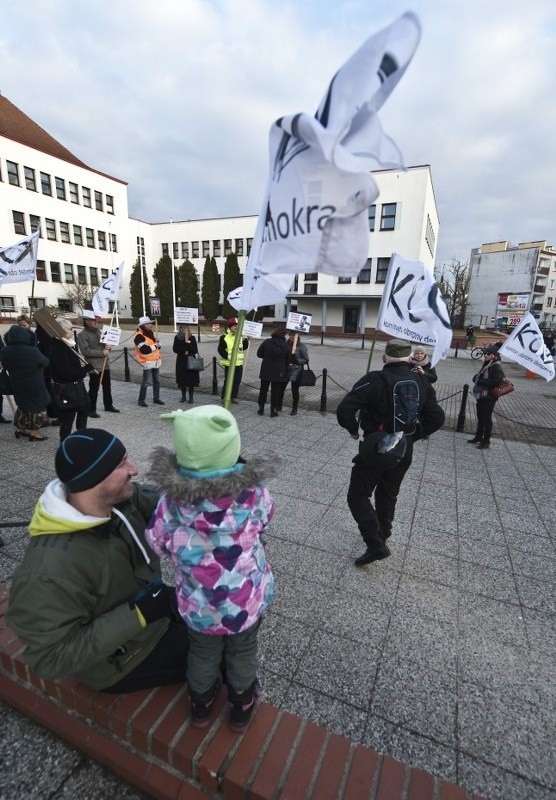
[470,346,485,360]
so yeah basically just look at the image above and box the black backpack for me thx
[380,370,421,435]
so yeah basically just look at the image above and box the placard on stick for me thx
[174,307,199,325]
[286,312,312,333]
[99,326,121,347]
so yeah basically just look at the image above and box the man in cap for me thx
[217,317,249,404]
[337,339,445,567]
[134,316,165,407]
[76,309,119,418]
[7,429,188,692]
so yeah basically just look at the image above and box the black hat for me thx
[484,345,500,355]
[55,429,126,493]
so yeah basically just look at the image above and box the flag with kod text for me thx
[498,313,554,381]
[239,12,421,311]
[92,263,124,316]
[376,254,452,367]
[0,229,40,286]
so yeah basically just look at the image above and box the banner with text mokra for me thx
[376,254,452,367]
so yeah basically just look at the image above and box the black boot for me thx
[467,436,481,443]
[270,409,279,418]
[188,390,194,404]
[290,403,298,416]
[478,439,490,449]
[228,679,261,732]
[257,404,264,416]
[189,681,220,728]
[180,390,187,403]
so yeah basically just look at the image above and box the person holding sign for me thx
[218,318,249,404]
[256,328,290,417]
[77,311,119,417]
[135,316,165,407]
[48,318,93,442]
[173,325,199,404]
[284,333,309,416]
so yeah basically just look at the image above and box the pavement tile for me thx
[509,549,556,582]
[280,684,368,743]
[458,594,528,649]
[382,614,457,676]
[522,608,556,657]
[259,613,313,679]
[503,530,556,557]
[458,754,556,800]
[458,539,512,570]
[458,561,519,604]
[319,589,393,647]
[515,574,556,615]
[395,575,458,624]
[407,530,459,559]
[403,550,459,589]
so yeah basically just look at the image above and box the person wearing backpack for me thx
[337,339,445,567]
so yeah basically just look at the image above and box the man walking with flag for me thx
[77,310,120,417]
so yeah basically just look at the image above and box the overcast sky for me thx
[1,0,555,266]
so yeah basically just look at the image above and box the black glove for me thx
[130,579,173,625]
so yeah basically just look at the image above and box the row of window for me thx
[161,237,254,260]
[2,158,115,213]
[299,259,390,294]
[368,203,397,232]
[12,211,117,252]
[33,260,110,286]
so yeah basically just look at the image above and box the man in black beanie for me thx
[7,429,190,693]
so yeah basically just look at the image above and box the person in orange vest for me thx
[134,316,165,407]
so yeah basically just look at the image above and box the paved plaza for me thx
[1,332,555,799]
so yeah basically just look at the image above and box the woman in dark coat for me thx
[469,345,504,450]
[0,324,51,441]
[256,328,290,417]
[0,332,10,424]
[173,325,199,404]
[409,346,438,384]
[48,318,92,442]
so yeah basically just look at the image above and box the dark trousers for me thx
[347,441,413,551]
[102,621,189,694]
[258,379,285,411]
[58,406,88,442]
[221,366,243,399]
[475,397,496,441]
[88,369,113,411]
[187,622,260,694]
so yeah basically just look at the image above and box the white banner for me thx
[243,320,264,338]
[99,325,121,347]
[227,287,243,311]
[175,307,199,324]
[498,313,554,381]
[376,254,452,367]
[92,262,124,316]
[239,12,421,311]
[0,229,40,286]
[287,312,313,333]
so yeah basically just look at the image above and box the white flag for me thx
[498,313,554,381]
[92,263,124,316]
[0,229,40,286]
[239,12,421,311]
[376,254,452,367]
[227,286,243,311]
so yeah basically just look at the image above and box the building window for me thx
[30,215,41,234]
[59,222,71,243]
[64,264,74,283]
[202,241,210,258]
[90,267,99,286]
[293,276,299,291]
[98,231,107,250]
[376,257,390,283]
[55,177,66,200]
[110,233,117,252]
[77,265,87,285]
[213,240,221,257]
[36,260,47,281]
[6,161,20,186]
[173,242,179,260]
[191,241,199,258]
[247,238,253,256]
[24,167,37,191]
[425,214,436,257]
[73,225,83,246]
[235,239,244,256]
[181,242,189,259]
[304,283,318,295]
[100,268,109,281]
[0,297,16,312]
[40,172,52,195]
[85,228,95,248]
[12,211,26,235]
[45,218,57,241]
[162,243,169,257]
[224,239,232,256]
[69,182,79,203]
[357,260,372,283]
[28,297,46,310]
[380,203,397,231]
[57,298,73,312]
[106,195,114,214]
[94,191,103,211]
[50,262,61,282]
[547,297,553,307]
[368,204,376,232]
[338,276,352,284]
[305,273,318,280]
[82,186,91,207]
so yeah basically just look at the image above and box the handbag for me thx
[299,365,317,387]
[50,379,89,411]
[186,355,205,371]
[489,378,514,399]
[287,363,301,382]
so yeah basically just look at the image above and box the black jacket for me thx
[257,336,291,382]
[336,362,445,441]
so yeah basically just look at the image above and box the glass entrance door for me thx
[344,306,359,333]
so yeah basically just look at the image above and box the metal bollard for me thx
[361,333,365,349]
[456,383,469,432]
[320,368,328,413]
[212,356,218,395]
[320,330,324,345]
[123,347,131,382]
[454,341,459,358]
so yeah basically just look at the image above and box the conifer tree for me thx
[178,259,200,309]
[221,252,243,319]
[129,258,151,319]
[201,256,220,322]
[153,254,175,325]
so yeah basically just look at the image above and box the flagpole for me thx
[170,218,177,333]
[222,310,246,409]
[138,222,146,316]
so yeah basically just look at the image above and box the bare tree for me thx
[62,282,95,313]
[435,259,471,328]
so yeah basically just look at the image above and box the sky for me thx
[1,0,555,267]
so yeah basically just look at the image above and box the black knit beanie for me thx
[55,429,127,493]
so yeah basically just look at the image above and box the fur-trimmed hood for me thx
[146,448,278,503]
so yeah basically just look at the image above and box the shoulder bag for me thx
[50,379,89,411]
[489,378,514,399]
[186,355,205,371]
[299,365,317,387]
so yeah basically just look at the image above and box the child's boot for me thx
[228,679,261,732]
[189,680,219,728]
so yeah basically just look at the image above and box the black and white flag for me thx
[498,313,554,381]
[0,229,40,286]
[92,262,123,316]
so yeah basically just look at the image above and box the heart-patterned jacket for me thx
[144,449,275,635]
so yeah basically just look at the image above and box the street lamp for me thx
[170,218,177,333]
